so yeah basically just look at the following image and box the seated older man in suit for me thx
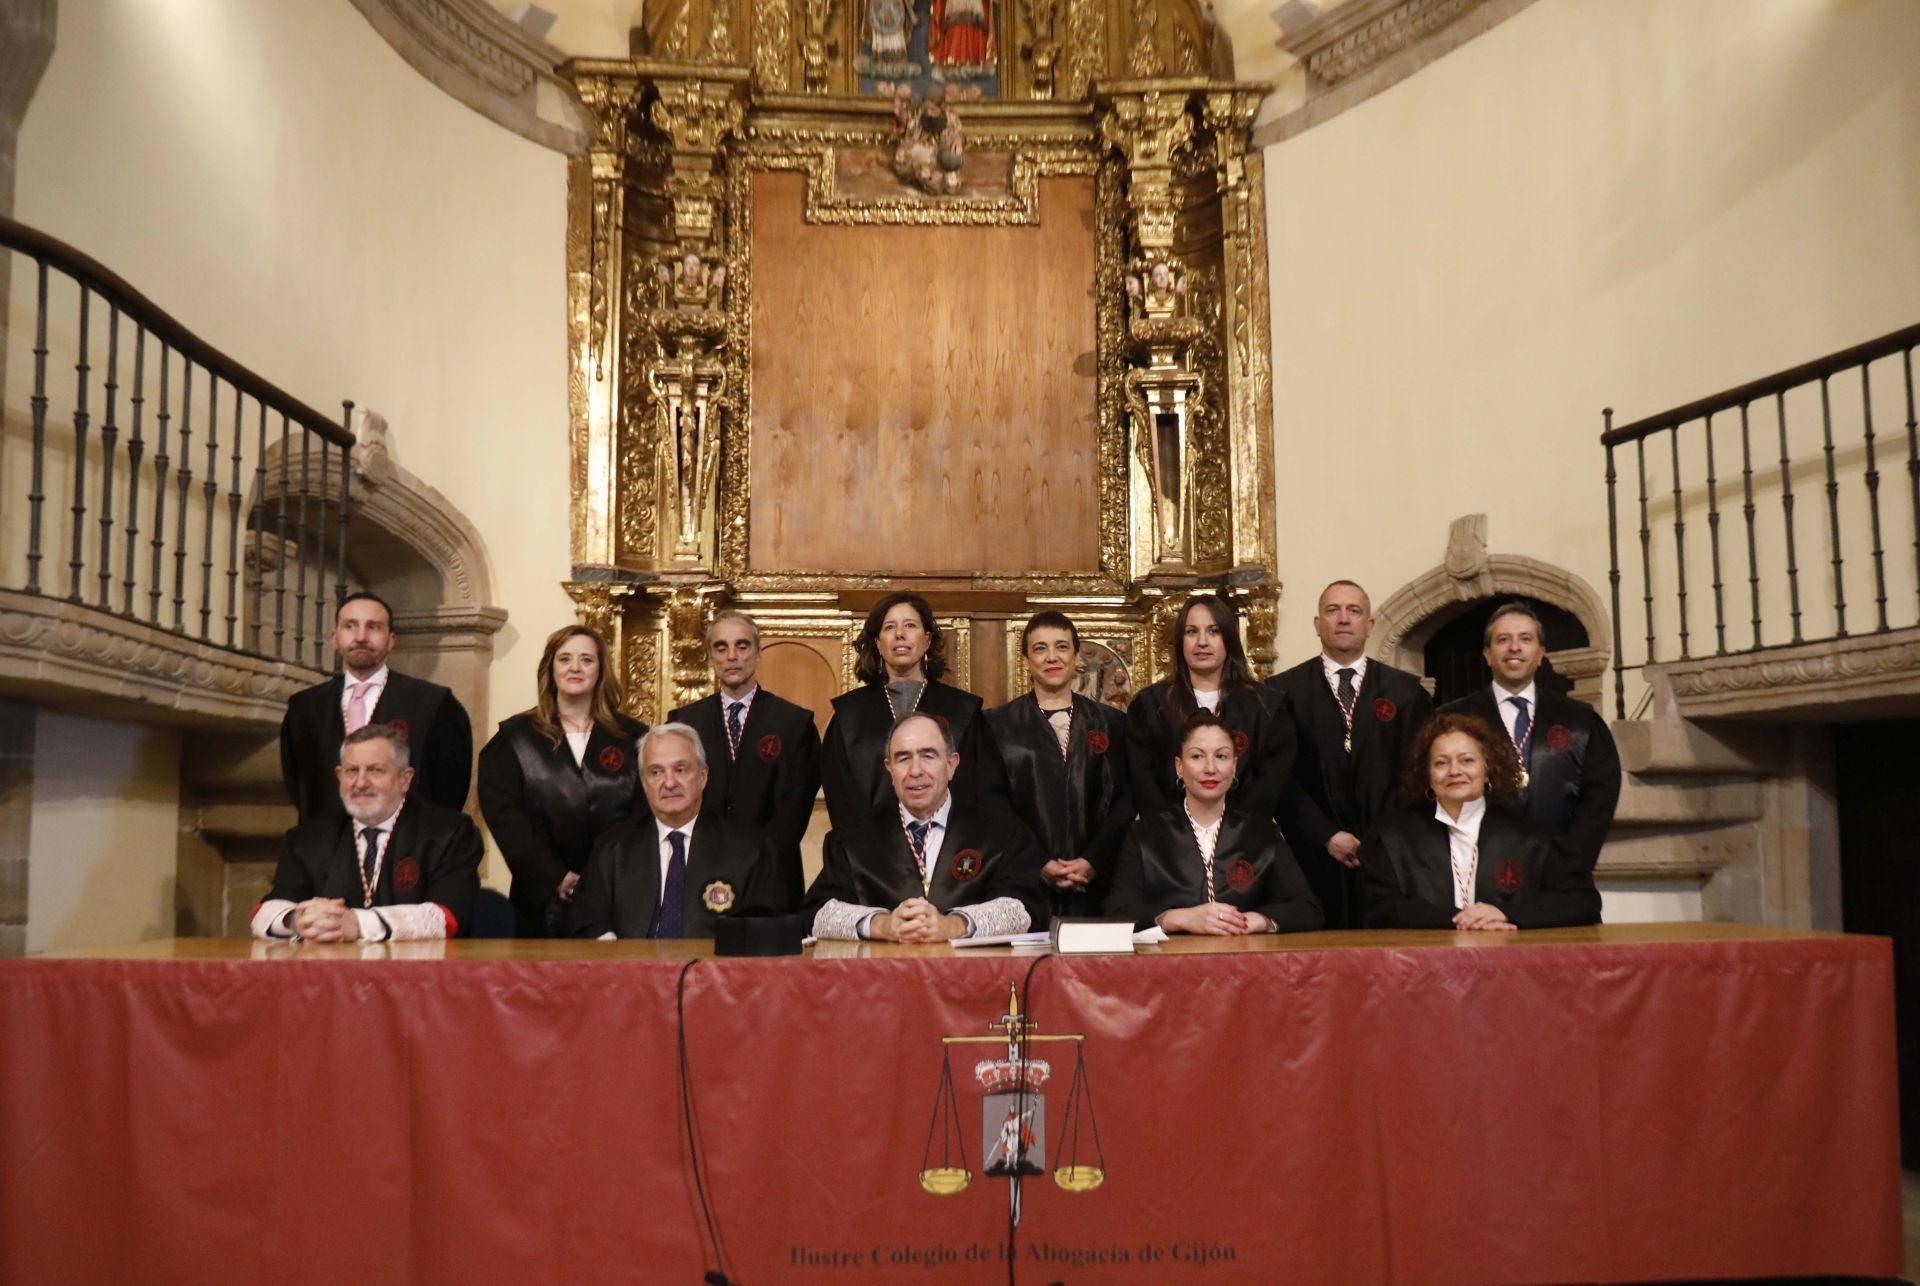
[572,722,769,940]
[808,711,1045,943]
[252,722,482,942]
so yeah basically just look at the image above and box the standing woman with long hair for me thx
[1126,594,1294,820]
[985,611,1133,917]
[820,591,1009,831]
[478,625,648,936]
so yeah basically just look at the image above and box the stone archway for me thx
[1370,514,1612,710]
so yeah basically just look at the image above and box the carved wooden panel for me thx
[747,171,1100,576]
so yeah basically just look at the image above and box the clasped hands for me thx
[1158,901,1271,936]
[871,897,967,943]
[292,898,365,942]
[1452,902,1515,932]
[1041,857,1094,891]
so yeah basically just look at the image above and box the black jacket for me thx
[477,711,648,935]
[1269,657,1433,928]
[984,692,1133,915]
[669,688,821,910]
[572,814,773,940]
[1126,680,1294,820]
[1359,801,1601,930]
[820,680,1009,832]
[279,670,473,821]
[1439,686,1622,874]
[1106,806,1324,933]
[804,802,1047,927]
[267,797,482,934]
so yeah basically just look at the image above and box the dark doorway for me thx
[1836,718,1920,1170]
[1421,596,1588,708]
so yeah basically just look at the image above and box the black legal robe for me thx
[1439,687,1622,874]
[668,688,821,910]
[1124,680,1295,821]
[476,711,648,936]
[1358,801,1601,930]
[266,797,483,933]
[571,814,772,940]
[819,681,1010,832]
[1269,657,1434,928]
[804,802,1047,927]
[1105,806,1324,933]
[279,670,474,822]
[983,691,1134,916]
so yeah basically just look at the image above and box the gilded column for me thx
[568,72,643,574]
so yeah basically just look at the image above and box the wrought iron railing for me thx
[2,216,354,668]
[1603,321,1920,718]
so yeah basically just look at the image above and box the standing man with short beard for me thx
[279,591,473,822]
[668,609,821,911]
[1269,580,1433,928]
[253,723,482,941]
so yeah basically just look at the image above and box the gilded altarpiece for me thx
[562,1,1276,724]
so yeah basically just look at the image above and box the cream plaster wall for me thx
[13,0,570,744]
[26,712,181,954]
[1261,0,1920,673]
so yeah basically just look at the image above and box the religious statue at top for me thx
[928,0,996,79]
[891,84,967,194]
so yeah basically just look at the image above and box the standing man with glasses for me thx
[1439,602,1621,876]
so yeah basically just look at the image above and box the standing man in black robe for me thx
[1270,580,1433,928]
[279,591,472,821]
[985,611,1132,917]
[668,609,821,910]
[1439,602,1621,875]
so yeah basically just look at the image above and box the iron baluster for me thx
[199,375,220,639]
[1737,402,1761,649]
[67,287,91,601]
[275,413,290,659]
[148,341,172,625]
[1776,391,1803,644]
[1818,375,1846,637]
[1604,411,1625,719]
[1861,364,1888,632]
[97,304,120,609]
[1703,410,1726,654]
[225,391,245,646]
[334,401,355,665]
[1636,437,1654,668]
[1669,426,1689,659]
[122,328,145,617]
[250,402,267,653]
[25,260,49,595]
[171,363,194,633]
[295,427,310,665]
[1905,347,1919,622]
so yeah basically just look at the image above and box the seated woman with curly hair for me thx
[1359,712,1601,931]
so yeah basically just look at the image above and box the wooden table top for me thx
[33,921,1864,964]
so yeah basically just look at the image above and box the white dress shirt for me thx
[1492,681,1538,745]
[1434,795,1488,910]
[1193,687,1221,712]
[341,665,390,725]
[654,815,698,905]
[1321,653,1370,705]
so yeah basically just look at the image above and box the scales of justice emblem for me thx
[918,984,1107,1225]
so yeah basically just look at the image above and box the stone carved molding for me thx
[1279,0,1479,87]
[1370,515,1612,708]
[1654,628,1920,721]
[349,0,590,154]
[0,588,324,729]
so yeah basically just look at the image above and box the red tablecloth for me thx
[0,926,1900,1285]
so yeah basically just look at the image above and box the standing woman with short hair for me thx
[985,611,1133,917]
[478,625,648,936]
[1126,594,1295,820]
[820,591,1009,832]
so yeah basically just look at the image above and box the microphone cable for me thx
[1007,949,1057,1286]
[676,957,734,1286]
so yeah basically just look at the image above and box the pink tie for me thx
[345,682,372,734]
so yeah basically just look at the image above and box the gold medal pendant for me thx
[1343,734,1352,753]
[1518,768,1531,789]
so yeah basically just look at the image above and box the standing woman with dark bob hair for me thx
[821,590,1009,831]
[478,625,648,936]
[1126,594,1294,820]
[1359,712,1600,931]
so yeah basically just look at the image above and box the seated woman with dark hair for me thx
[1107,712,1323,936]
[820,590,1008,832]
[1360,712,1601,931]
